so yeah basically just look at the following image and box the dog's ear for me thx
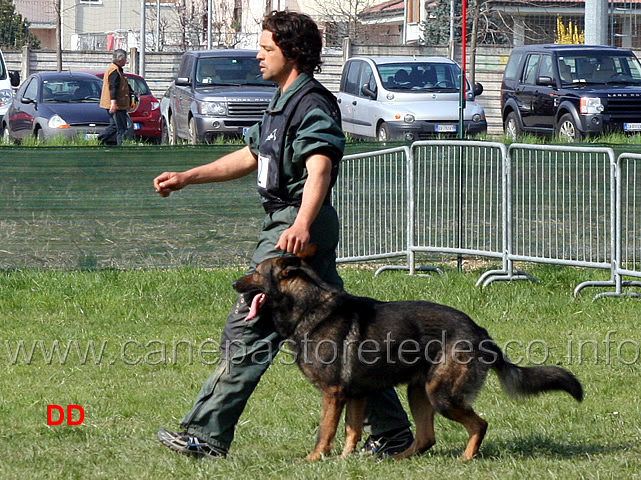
[297,243,317,263]
[279,255,302,278]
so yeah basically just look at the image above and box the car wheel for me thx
[168,114,178,145]
[504,112,522,141]
[188,117,198,145]
[377,123,390,142]
[35,127,46,143]
[1,124,11,144]
[160,117,169,145]
[556,113,583,142]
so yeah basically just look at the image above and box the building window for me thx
[407,0,420,24]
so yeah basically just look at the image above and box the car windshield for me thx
[195,57,276,87]
[557,54,641,85]
[42,78,102,103]
[377,62,461,91]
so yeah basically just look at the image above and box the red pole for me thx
[462,0,466,79]
[458,0,467,139]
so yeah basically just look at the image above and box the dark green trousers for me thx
[179,205,410,451]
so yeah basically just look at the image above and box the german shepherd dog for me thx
[233,255,583,462]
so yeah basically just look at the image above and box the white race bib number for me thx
[257,153,270,189]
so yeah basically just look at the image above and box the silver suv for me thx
[161,50,276,144]
[337,56,487,141]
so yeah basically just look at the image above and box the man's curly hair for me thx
[262,10,323,75]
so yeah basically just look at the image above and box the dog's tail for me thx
[484,341,584,402]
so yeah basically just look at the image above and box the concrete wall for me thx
[3,45,512,135]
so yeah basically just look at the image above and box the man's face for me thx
[257,30,296,86]
[118,56,127,67]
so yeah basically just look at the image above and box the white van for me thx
[338,56,487,141]
[0,48,20,125]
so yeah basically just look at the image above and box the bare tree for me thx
[306,0,383,46]
[148,0,252,50]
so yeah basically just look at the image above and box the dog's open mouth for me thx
[245,292,266,321]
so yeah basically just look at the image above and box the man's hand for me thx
[153,171,188,197]
[275,223,310,255]
[109,99,117,114]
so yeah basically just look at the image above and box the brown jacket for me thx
[100,63,130,110]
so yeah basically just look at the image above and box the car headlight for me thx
[151,101,160,111]
[472,113,483,122]
[580,97,604,114]
[199,101,226,115]
[404,114,415,123]
[48,114,69,129]
[0,88,12,108]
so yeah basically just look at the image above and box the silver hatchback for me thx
[337,56,487,141]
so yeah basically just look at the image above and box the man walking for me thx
[154,10,413,459]
[98,49,131,145]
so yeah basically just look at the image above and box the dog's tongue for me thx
[245,293,266,321]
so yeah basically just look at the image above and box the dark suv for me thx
[160,50,276,144]
[501,44,641,140]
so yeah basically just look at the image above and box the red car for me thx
[88,71,162,143]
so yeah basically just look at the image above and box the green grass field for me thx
[1,264,640,479]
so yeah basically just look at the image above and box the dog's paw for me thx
[303,452,323,463]
[338,450,355,460]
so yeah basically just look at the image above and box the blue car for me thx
[1,71,110,142]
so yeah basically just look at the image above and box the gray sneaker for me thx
[360,428,414,456]
[156,429,227,459]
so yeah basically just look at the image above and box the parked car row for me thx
[1,66,161,144]
[4,43,641,145]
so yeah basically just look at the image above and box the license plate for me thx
[624,123,641,131]
[133,123,141,130]
[435,124,456,133]
[84,133,98,140]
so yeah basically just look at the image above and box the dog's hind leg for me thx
[443,404,487,461]
[428,388,488,461]
[426,362,488,460]
[340,397,366,459]
[392,383,436,460]
[305,386,346,462]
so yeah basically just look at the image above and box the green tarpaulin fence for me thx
[1,145,264,269]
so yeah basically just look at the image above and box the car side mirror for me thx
[473,82,483,96]
[175,77,191,86]
[361,84,376,100]
[536,76,555,86]
[9,71,20,87]
[21,96,35,104]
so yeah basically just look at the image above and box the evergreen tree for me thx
[420,0,453,45]
[0,0,41,49]
[419,0,509,46]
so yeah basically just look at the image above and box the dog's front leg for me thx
[340,397,366,459]
[305,386,346,462]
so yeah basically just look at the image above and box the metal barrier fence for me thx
[411,141,507,266]
[333,141,641,299]
[332,147,411,264]
[481,144,617,292]
[585,153,641,299]
[2,143,640,299]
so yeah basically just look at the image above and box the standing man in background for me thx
[98,49,131,145]
[154,10,413,460]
